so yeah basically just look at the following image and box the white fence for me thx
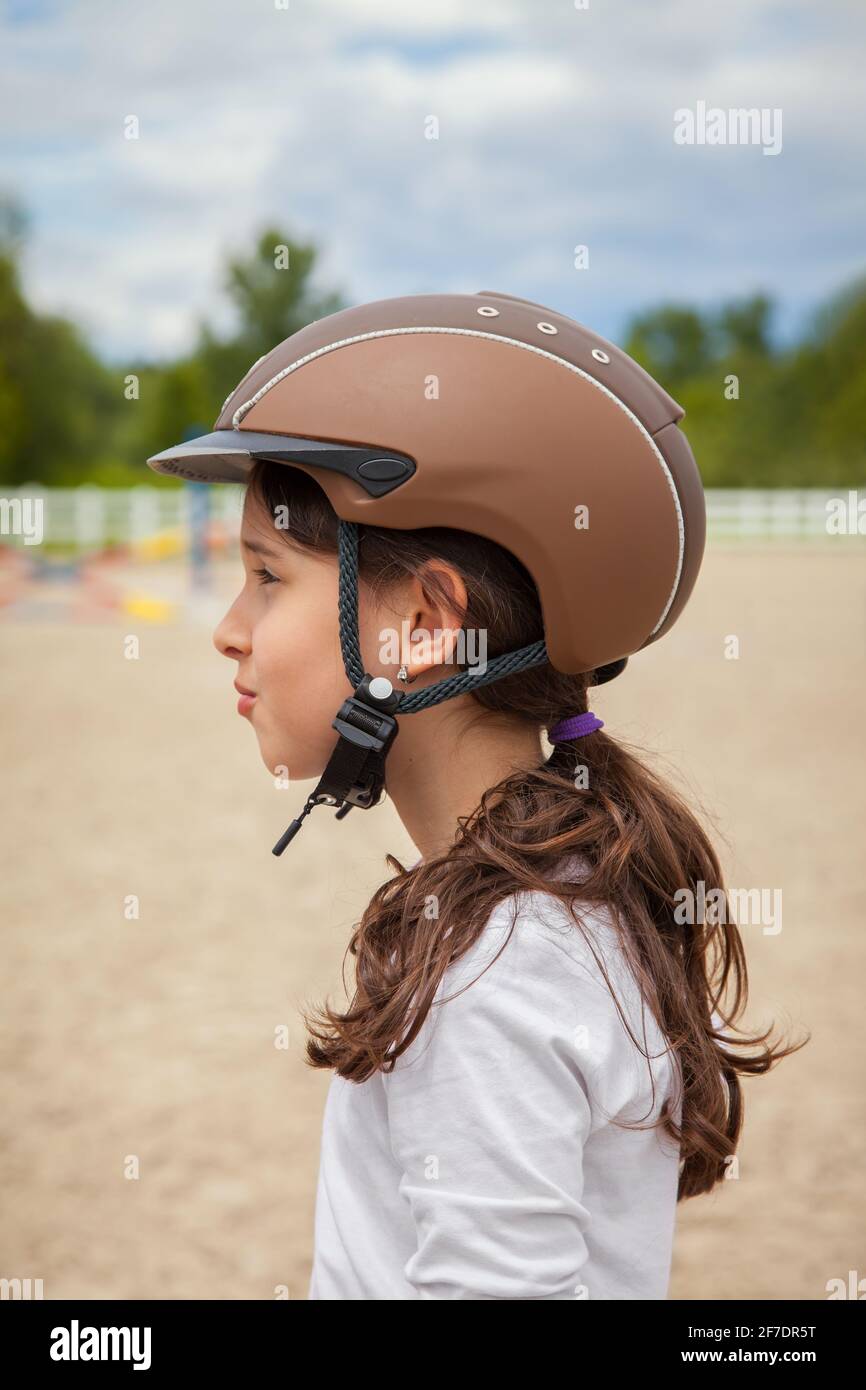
[0,484,863,550]
[0,484,245,550]
[704,488,864,540]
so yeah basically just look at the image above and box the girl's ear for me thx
[401,626,460,680]
[368,561,469,682]
[403,561,469,679]
[415,559,469,630]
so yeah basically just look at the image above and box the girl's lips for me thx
[237,693,257,717]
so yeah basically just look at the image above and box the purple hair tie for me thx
[548,711,604,742]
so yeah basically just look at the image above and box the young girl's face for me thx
[212,487,363,780]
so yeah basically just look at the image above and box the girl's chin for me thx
[257,738,331,783]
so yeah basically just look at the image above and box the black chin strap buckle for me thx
[272,674,403,856]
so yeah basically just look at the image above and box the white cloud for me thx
[0,0,863,359]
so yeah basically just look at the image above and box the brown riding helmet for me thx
[147,289,705,679]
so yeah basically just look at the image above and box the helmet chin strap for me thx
[271,671,404,855]
[271,521,551,856]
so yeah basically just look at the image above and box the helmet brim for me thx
[146,429,416,497]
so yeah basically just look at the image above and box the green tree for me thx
[193,227,346,418]
[717,293,773,357]
[0,229,120,486]
[624,305,715,388]
[136,227,347,481]
[646,280,866,485]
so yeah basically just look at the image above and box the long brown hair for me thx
[248,458,807,1200]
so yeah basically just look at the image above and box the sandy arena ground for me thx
[0,544,863,1301]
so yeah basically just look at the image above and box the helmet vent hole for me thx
[537,321,558,334]
[591,348,611,363]
[476,306,500,317]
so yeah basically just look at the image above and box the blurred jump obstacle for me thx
[0,480,244,623]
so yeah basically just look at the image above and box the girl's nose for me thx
[213,596,250,661]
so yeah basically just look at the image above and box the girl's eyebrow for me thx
[241,537,283,558]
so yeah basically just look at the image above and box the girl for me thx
[149,290,804,1300]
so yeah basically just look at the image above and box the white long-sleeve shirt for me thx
[307,881,683,1300]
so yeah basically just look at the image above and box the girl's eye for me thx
[253,566,279,585]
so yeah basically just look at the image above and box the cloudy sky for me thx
[1,0,864,364]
